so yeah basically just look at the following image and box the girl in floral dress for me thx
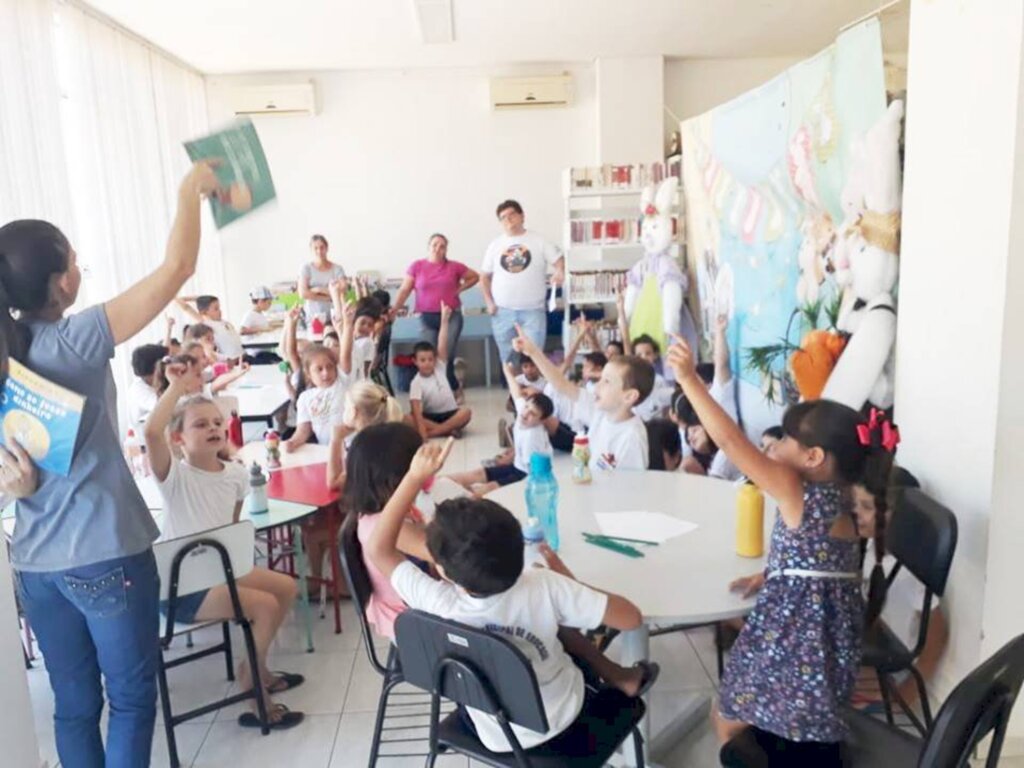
[667,339,896,747]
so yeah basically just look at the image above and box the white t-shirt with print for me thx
[128,376,159,425]
[352,336,377,380]
[157,459,248,542]
[390,561,607,753]
[409,360,458,414]
[208,319,244,359]
[296,377,347,445]
[481,232,562,311]
[632,372,675,422]
[706,376,741,479]
[512,397,553,473]
[240,309,270,332]
[516,373,548,393]
[573,390,648,470]
[544,382,578,430]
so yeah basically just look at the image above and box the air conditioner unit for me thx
[228,82,318,117]
[490,75,572,110]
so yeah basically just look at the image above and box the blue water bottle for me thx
[525,453,559,550]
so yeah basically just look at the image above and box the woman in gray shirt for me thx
[0,162,221,767]
[299,234,347,323]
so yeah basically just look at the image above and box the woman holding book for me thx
[393,233,479,393]
[0,162,223,766]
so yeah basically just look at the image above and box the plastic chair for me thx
[394,609,647,768]
[154,521,270,768]
[863,487,958,734]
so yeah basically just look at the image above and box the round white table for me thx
[488,460,770,766]
[224,364,291,425]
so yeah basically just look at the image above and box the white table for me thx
[224,364,290,425]
[488,461,769,766]
[240,329,282,351]
[237,441,328,471]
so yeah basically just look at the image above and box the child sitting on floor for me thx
[646,418,683,471]
[450,362,553,495]
[667,336,894,751]
[628,335,676,421]
[144,359,303,730]
[409,302,472,439]
[364,436,659,753]
[516,355,547,394]
[514,325,652,470]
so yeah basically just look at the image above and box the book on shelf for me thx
[184,118,276,229]
[568,271,627,303]
[567,161,682,193]
[568,216,680,246]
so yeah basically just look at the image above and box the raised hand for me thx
[666,335,697,382]
[440,301,452,322]
[182,160,222,200]
[408,438,455,482]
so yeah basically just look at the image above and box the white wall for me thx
[895,0,1024,739]
[663,56,800,125]
[596,56,664,162]
[205,65,597,319]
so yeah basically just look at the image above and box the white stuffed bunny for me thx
[623,177,698,358]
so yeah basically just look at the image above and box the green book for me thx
[184,118,276,229]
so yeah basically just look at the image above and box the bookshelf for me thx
[561,162,684,347]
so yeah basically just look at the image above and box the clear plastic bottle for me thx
[525,453,560,550]
[571,434,592,484]
[246,462,269,515]
[522,516,546,570]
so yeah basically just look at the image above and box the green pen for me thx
[584,533,658,547]
[582,534,645,558]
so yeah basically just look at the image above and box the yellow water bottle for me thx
[736,482,764,558]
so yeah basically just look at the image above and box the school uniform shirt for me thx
[573,389,648,470]
[544,382,578,430]
[515,373,548,393]
[632,372,675,422]
[240,309,270,332]
[128,376,159,424]
[481,231,562,311]
[863,550,940,650]
[710,376,739,423]
[157,458,248,542]
[296,377,347,445]
[390,561,607,752]
[352,336,377,380]
[207,319,244,359]
[409,359,458,414]
[512,398,553,472]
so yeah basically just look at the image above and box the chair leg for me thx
[368,676,400,768]
[223,621,235,682]
[186,631,194,649]
[908,665,934,731]
[329,533,343,634]
[876,670,895,726]
[156,648,180,768]
[714,622,725,679]
[632,727,646,768]
[424,750,438,768]
[239,619,271,735]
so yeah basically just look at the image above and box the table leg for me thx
[484,337,492,387]
[290,523,315,653]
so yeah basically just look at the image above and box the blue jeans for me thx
[420,310,464,391]
[491,307,547,368]
[17,549,161,768]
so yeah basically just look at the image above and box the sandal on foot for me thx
[633,661,660,697]
[267,671,305,693]
[238,703,304,730]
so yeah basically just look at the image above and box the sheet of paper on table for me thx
[595,510,698,544]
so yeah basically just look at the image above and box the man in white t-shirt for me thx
[363,446,653,753]
[481,200,564,369]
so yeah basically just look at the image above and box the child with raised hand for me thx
[283,341,347,452]
[513,324,651,470]
[327,380,405,491]
[176,293,244,362]
[365,439,658,753]
[144,359,304,730]
[128,343,168,424]
[666,335,894,748]
[630,334,675,421]
[409,302,472,439]
[185,323,250,393]
[450,362,554,495]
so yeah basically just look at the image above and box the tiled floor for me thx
[23,387,1023,767]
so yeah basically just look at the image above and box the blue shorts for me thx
[160,589,210,625]
[484,464,527,486]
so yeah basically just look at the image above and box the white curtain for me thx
[1,0,225,428]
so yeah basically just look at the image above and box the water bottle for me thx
[571,434,592,484]
[123,429,145,476]
[525,453,559,550]
[246,462,269,515]
[522,516,546,570]
[736,482,765,558]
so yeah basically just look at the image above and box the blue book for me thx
[0,360,85,476]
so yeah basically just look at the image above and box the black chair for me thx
[371,323,395,395]
[339,514,438,766]
[720,633,1024,768]
[863,487,957,734]
[394,609,647,768]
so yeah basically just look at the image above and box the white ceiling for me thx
[80,0,910,75]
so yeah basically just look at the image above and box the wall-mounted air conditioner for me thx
[228,82,318,117]
[489,75,572,110]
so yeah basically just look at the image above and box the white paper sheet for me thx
[594,510,698,544]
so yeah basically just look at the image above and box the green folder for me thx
[184,118,276,229]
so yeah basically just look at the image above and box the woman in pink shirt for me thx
[394,233,479,394]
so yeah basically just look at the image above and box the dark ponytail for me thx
[0,220,72,381]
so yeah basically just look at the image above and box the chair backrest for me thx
[394,609,548,734]
[153,520,255,601]
[338,513,389,674]
[918,634,1024,767]
[888,487,958,597]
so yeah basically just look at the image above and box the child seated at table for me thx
[627,336,675,422]
[283,342,347,452]
[176,294,244,362]
[129,343,168,424]
[240,286,274,335]
[144,359,304,731]
[450,363,553,495]
[646,418,682,471]
[327,380,405,491]
[513,325,651,470]
[409,302,472,439]
[364,436,658,753]
[180,340,247,395]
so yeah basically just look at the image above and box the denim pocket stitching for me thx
[63,566,128,619]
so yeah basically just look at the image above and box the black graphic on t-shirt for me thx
[499,245,532,274]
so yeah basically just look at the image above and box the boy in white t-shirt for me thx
[365,441,657,754]
[128,343,168,424]
[450,362,553,495]
[240,286,275,335]
[409,303,472,439]
[629,335,675,422]
[176,294,245,361]
[514,327,652,470]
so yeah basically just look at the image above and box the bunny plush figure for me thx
[623,176,699,362]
